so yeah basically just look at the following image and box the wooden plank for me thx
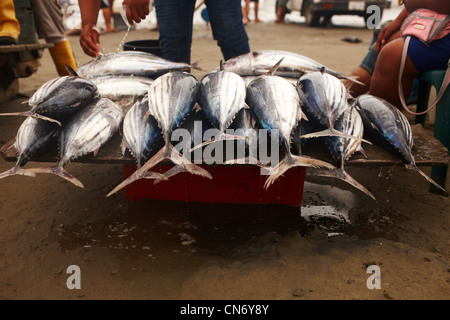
[0,43,52,53]
[1,123,448,167]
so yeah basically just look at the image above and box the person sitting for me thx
[368,0,450,109]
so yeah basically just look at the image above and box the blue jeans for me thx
[154,0,250,63]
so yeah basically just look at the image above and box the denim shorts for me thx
[360,28,380,75]
[407,34,450,73]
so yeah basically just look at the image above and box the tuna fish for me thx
[76,51,200,79]
[90,75,154,101]
[320,106,375,199]
[246,61,335,189]
[355,94,446,193]
[134,71,213,181]
[0,117,59,180]
[27,98,124,188]
[297,71,368,143]
[106,96,167,197]
[222,50,360,83]
[192,61,248,151]
[0,76,99,125]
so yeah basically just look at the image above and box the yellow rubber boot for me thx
[48,39,77,76]
[0,0,20,42]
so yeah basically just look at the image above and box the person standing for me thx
[31,0,77,76]
[0,0,20,45]
[79,0,250,64]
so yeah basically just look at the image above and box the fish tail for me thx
[0,166,36,180]
[135,145,169,178]
[153,163,212,185]
[26,165,84,188]
[312,168,376,200]
[169,146,213,180]
[190,60,203,71]
[106,169,167,197]
[264,154,335,189]
[406,164,447,193]
[0,111,62,126]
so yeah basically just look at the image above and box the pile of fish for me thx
[0,50,446,199]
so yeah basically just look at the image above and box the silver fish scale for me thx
[356,94,413,156]
[199,70,246,131]
[123,97,149,158]
[298,71,348,127]
[147,71,199,139]
[222,50,342,79]
[28,76,97,107]
[336,106,364,161]
[59,98,124,164]
[76,51,193,78]
[247,75,301,141]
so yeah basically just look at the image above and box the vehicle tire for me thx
[303,0,321,26]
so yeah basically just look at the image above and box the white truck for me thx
[277,0,392,26]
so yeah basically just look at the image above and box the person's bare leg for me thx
[242,0,250,25]
[345,66,372,98]
[369,38,420,109]
[254,1,261,23]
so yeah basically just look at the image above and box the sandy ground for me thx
[0,16,449,301]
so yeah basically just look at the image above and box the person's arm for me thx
[376,7,409,52]
[78,0,102,57]
[404,0,450,14]
[122,0,151,25]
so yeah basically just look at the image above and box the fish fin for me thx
[26,165,84,188]
[268,57,284,76]
[357,145,367,158]
[301,128,371,145]
[153,165,185,185]
[406,164,447,193]
[169,147,213,180]
[219,60,224,71]
[106,168,167,197]
[93,148,99,157]
[0,166,36,179]
[190,132,247,152]
[224,155,261,166]
[0,111,62,126]
[190,60,203,71]
[342,75,364,86]
[135,146,168,178]
[65,64,79,77]
[264,154,335,189]
[310,168,376,200]
[242,103,250,109]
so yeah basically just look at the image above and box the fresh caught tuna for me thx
[134,71,212,181]
[355,94,446,192]
[0,76,99,125]
[222,50,359,83]
[192,62,248,150]
[27,98,124,188]
[76,51,200,79]
[106,96,167,197]
[0,117,59,180]
[246,61,334,189]
[90,75,154,101]
[297,71,367,143]
[320,106,375,199]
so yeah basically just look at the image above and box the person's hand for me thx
[376,19,402,52]
[80,23,100,57]
[123,0,151,26]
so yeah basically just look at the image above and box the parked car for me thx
[277,0,391,26]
